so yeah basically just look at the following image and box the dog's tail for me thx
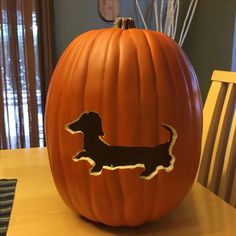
[160,124,177,172]
[161,124,177,149]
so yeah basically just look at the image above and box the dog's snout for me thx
[68,122,81,132]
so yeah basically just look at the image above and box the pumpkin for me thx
[45,17,202,227]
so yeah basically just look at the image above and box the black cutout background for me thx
[66,112,177,177]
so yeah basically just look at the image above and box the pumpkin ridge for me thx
[64,30,105,220]
[86,30,115,114]
[160,34,202,201]
[120,30,144,224]
[100,30,118,115]
[56,38,92,214]
[83,30,107,110]
[96,29,126,224]
[127,30,142,144]
[102,29,123,145]
[116,30,138,225]
[128,30,158,221]
[67,33,102,216]
[139,33,177,219]
[65,35,94,212]
[117,169,127,224]
[116,29,127,145]
[167,38,202,198]
[82,30,110,220]
[141,30,160,143]
[143,30,165,220]
[85,29,133,221]
[136,30,160,220]
[154,34,181,134]
[115,29,127,224]
[99,29,124,223]
[139,30,164,221]
[98,29,124,223]
[105,171,124,225]
[156,34,191,211]
[55,74,76,210]
[158,35,189,212]
[46,38,86,210]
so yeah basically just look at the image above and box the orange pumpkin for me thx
[45,18,202,227]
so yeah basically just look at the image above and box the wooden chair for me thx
[198,70,236,207]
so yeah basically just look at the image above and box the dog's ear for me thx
[89,112,104,136]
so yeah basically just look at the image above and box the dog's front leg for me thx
[74,150,89,159]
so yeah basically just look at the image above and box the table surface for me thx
[1,147,236,236]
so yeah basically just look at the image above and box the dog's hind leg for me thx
[90,164,103,173]
[140,165,157,178]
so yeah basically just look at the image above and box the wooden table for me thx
[1,147,236,235]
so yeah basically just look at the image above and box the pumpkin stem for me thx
[113,17,136,29]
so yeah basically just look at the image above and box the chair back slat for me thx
[198,81,227,185]
[219,110,236,202]
[198,70,236,207]
[208,83,236,193]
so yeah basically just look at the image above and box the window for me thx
[1,9,43,148]
[0,0,54,149]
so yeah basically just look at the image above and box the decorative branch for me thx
[135,0,198,47]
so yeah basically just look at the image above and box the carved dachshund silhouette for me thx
[66,112,177,179]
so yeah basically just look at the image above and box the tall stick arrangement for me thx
[135,0,198,47]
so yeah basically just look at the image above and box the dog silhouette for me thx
[66,112,177,179]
